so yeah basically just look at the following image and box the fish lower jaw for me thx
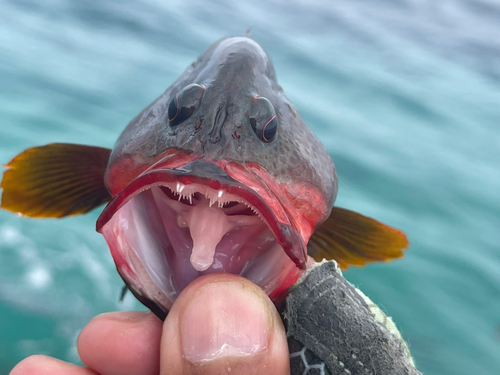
[100,181,301,314]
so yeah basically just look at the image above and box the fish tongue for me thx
[179,200,236,272]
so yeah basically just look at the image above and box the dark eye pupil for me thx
[168,96,196,127]
[262,115,277,142]
[249,97,278,143]
[168,96,179,124]
[168,95,196,126]
[250,116,277,142]
[167,84,205,128]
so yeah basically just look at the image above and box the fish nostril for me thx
[209,102,228,143]
[210,135,221,144]
[214,103,226,127]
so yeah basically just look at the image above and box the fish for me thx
[0,36,408,319]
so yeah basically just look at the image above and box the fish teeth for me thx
[176,182,185,194]
[163,183,266,224]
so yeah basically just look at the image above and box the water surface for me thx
[1,1,499,374]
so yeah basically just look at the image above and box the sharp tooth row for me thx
[171,183,194,204]
[176,182,185,194]
[165,183,264,222]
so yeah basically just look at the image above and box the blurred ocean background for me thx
[0,0,499,373]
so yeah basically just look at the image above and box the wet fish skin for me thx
[106,37,336,244]
[1,36,408,311]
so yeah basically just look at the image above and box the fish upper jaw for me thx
[97,160,306,315]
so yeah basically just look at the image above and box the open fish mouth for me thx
[96,161,304,317]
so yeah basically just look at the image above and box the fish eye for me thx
[168,84,205,127]
[249,97,278,143]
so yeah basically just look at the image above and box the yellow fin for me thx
[308,206,409,269]
[1,143,112,218]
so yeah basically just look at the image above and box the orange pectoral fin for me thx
[308,206,409,269]
[1,143,112,218]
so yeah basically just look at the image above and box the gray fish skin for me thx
[105,37,336,234]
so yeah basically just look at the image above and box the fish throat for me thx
[98,164,301,312]
[163,184,263,272]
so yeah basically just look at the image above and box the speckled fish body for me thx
[97,37,336,315]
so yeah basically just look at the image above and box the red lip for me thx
[97,160,307,269]
[96,160,305,313]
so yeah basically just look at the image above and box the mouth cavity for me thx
[97,161,304,317]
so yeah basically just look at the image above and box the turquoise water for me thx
[1,0,499,373]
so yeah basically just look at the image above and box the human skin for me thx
[10,274,290,375]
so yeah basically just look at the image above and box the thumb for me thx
[160,274,290,375]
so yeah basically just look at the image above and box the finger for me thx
[77,311,162,375]
[160,274,290,375]
[10,355,98,375]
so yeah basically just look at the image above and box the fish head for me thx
[98,37,337,317]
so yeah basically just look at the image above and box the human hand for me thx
[10,273,290,375]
